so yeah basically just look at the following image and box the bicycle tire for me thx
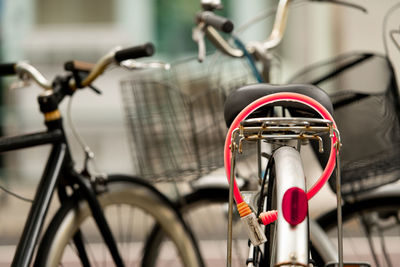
[34,174,202,267]
[142,185,249,266]
[316,192,400,267]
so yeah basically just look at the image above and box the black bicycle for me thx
[0,44,203,267]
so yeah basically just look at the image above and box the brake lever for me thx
[120,60,170,70]
[201,0,223,11]
[9,80,31,90]
[192,22,207,62]
[9,71,32,90]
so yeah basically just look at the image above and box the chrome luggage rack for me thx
[227,117,344,267]
[231,117,336,154]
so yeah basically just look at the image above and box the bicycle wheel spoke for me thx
[84,231,100,267]
[116,205,123,248]
[125,206,134,266]
[102,243,105,267]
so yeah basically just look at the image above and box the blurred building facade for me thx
[0,0,399,200]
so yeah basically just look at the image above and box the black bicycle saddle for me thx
[224,83,333,128]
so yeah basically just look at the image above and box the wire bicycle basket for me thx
[289,52,400,197]
[121,53,256,182]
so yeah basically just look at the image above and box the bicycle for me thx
[192,1,400,266]
[121,48,260,266]
[137,1,400,267]
[122,1,400,266]
[124,1,347,266]
[0,43,203,267]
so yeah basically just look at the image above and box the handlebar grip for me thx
[0,63,17,76]
[197,11,234,33]
[64,60,95,72]
[114,43,155,63]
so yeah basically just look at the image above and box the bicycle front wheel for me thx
[142,185,248,267]
[34,175,202,267]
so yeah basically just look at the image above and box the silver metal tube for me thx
[336,154,344,267]
[15,62,52,90]
[205,26,244,58]
[120,60,170,70]
[257,140,262,180]
[15,48,118,91]
[262,0,291,51]
[227,146,237,267]
[247,244,255,267]
[273,146,308,266]
[240,126,331,133]
[201,0,291,59]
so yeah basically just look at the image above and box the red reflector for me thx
[282,187,308,226]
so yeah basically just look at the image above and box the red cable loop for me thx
[224,92,338,205]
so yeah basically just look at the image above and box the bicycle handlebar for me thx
[196,11,234,33]
[196,0,366,59]
[72,43,155,89]
[64,60,95,73]
[194,0,291,60]
[114,43,155,63]
[259,0,290,51]
[0,43,156,91]
[15,62,53,90]
[0,63,17,76]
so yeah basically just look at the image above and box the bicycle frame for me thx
[0,127,124,266]
[194,0,367,265]
[0,131,66,266]
[0,43,160,267]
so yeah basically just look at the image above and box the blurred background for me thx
[1,0,400,265]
